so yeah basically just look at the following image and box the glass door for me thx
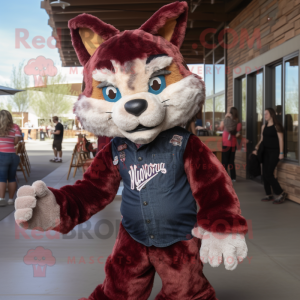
[265,53,299,162]
[246,69,264,179]
[234,76,247,178]
[284,55,299,161]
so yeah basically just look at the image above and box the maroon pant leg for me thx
[151,237,217,300]
[84,223,155,300]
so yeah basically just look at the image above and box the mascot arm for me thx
[183,135,248,270]
[15,142,121,234]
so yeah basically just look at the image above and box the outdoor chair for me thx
[22,141,31,172]
[66,134,95,180]
[15,142,28,182]
[66,144,90,180]
[19,141,30,177]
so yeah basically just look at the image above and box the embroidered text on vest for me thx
[128,163,167,191]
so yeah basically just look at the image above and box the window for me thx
[214,94,225,131]
[284,56,299,161]
[241,77,246,139]
[215,46,224,63]
[215,60,225,94]
[271,64,283,125]
[205,53,213,97]
[238,52,300,163]
[203,27,226,135]
[205,98,213,130]
[256,71,263,145]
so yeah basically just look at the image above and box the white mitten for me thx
[15,180,60,231]
[192,226,248,271]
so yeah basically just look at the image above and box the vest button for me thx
[146,219,151,224]
[150,235,154,239]
[143,201,148,206]
[138,156,143,161]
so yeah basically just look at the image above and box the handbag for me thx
[248,153,261,178]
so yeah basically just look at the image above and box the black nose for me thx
[124,99,148,117]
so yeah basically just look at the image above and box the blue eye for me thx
[148,75,166,94]
[103,86,122,102]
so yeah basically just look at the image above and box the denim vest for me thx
[111,126,197,247]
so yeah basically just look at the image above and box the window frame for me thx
[283,52,299,162]
[235,51,300,164]
[203,26,226,133]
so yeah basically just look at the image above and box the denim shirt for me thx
[111,126,197,247]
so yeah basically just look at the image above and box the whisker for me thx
[161,99,170,103]
[106,112,113,113]
[163,105,169,107]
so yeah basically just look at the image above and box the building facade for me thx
[227,0,300,204]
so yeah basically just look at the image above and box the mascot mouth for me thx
[126,124,156,133]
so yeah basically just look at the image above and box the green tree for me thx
[29,73,75,123]
[0,102,13,113]
[285,78,298,115]
[8,61,30,112]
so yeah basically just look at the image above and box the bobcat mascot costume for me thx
[15,2,248,299]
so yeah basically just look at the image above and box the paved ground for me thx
[0,143,299,299]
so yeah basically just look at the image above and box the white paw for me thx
[192,226,248,271]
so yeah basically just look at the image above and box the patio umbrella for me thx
[0,85,25,96]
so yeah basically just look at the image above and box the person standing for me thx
[219,107,241,182]
[25,120,32,140]
[50,116,64,163]
[0,110,22,206]
[253,108,287,204]
[46,124,52,138]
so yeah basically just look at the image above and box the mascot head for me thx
[69,1,205,144]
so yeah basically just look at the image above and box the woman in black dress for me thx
[253,108,287,204]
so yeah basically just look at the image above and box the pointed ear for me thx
[139,1,188,48]
[69,14,119,66]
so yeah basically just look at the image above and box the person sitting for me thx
[0,110,22,206]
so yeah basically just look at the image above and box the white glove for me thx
[15,181,60,231]
[192,226,248,271]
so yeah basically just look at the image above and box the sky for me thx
[0,1,204,106]
[0,0,82,105]
[0,0,83,86]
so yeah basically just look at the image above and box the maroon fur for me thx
[49,142,121,234]
[82,29,191,98]
[48,129,246,300]
[50,133,247,237]
[139,1,188,48]
[79,223,217,300]
[69,14,120,66]
[68,2,192,98]
[184,135,248,235]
